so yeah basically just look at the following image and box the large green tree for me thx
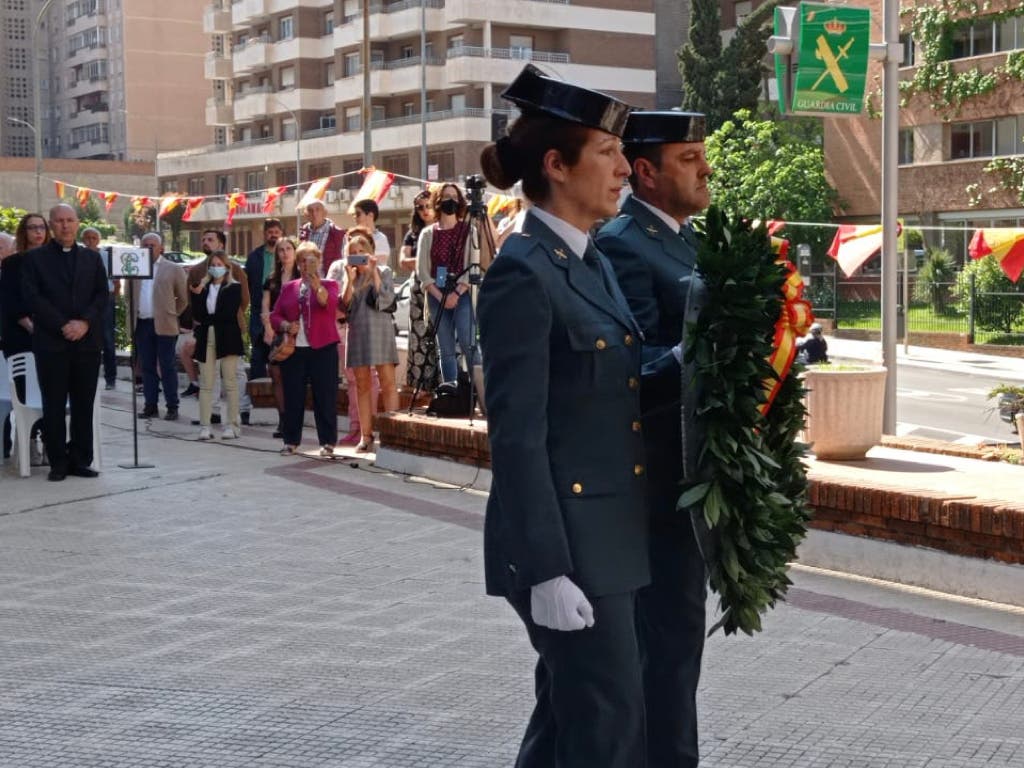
[680,0,781,130]
[0,206,27,234]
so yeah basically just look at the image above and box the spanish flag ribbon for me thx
[262,186,287,214]
[348,169,394,214]
[76,187,92,208]
[181,197,205,223]
[158,195,182,218]
[759,259,814,415]
[131,196,152,211]
[827,222,901,277]
[225,192,247,226]
[487,193,518,218]
[55,181,66,199]
[102,191,118,213]
[969,228,1024,283]
[297,177,331,210]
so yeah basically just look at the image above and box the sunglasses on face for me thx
[414,204,428,211]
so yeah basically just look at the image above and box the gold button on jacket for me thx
[595,338,607,350]
[571,482,584,494]
[633,464,645,476]
[628,377,639,390]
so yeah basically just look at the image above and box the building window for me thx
[946,16,1022,59]
[427,149,455,180]
[216,175,230,194]
[279,65,295,90]
[345,105,360,131]
[342,158,363,188]
[278,15,293,41]
[899,33,915,67]
[6,47,27,70]
[898,128,914,165]
[372,105,385,124]
[319,112,336,130]
[402,101,415,117]
[950,118,1024,159]
[214,127,226,146]
[997,15,1024,52]
[5,17,27,41]
[343,52,360,77]
[324,10,334,36]
[282,119,296,140]
[450,93,466,112]
[448,34,464,51]
[325,61,335,86]
[188,177,205,195]
[246,171,265,191]
[7,76,29,99]
[383,153,409,177]
[509,34,533,59]
[401,44,414,59]
[308,162,331,179]
[734,1,752,26]
[276,166,297,187]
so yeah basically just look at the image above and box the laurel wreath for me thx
[678,208,813,636]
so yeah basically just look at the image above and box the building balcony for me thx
[334,56,444,102]
[66,10,107,37]
[334,0,445,48]
[204,51,233,80]
[66,139,112,160]
[67,75,109,100]
[66,42,108,68]
[67,106,110,132]
[270,87,336,114]
[231,0,270,27]
[444,0,654,34]
[233,86,274,121]
[268,35,335,65]
[203,1,231,34]
[232,35,271,74]
[206,97,234,125]
[446,50,655,94]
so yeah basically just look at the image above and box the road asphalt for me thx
[1,383,1023,766]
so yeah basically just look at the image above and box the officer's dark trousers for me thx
[636,507,707,768]
[508,590,645,768]
[34,345,100,473]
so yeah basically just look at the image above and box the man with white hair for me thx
[131,232,187,421]
[298,199,345,275]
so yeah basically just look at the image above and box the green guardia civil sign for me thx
[791,3,871,115]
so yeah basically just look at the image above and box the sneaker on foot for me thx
[197,427,213,440]
[319,445,334,458]
[221,426,240,440]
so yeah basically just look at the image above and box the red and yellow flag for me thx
[225,192,247,226]
[55,181,66,199]
[181,197,205,223]
[262,185,287,213]
[102,191,118,213]
[760,259,814,414]
[157,195,182,218]
[298,177,331,210]
[131,196,152,211]
[969,228,1024,283]
[76,187,92,208]
[826,223,901,277]
[487,193,518,219]
[348,169,394,214]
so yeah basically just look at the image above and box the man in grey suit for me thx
[596,110,713,768]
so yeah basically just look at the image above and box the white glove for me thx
[530,575,595,631]
[671,343,683,363]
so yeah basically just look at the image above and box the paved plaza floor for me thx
[2,390,1024,766]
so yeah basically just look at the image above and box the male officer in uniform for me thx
[596,110,713,768]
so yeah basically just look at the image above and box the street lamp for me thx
[31,0,56,214]
[7,116,40,212]
[270,95,301,234]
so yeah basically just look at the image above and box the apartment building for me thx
[0,0,208,165]
[157,0,658,255]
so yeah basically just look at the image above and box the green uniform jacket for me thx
[479,210,650,598]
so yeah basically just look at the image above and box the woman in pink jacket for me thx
[269,241,340,457]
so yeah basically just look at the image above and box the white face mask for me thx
[208,266,228,279]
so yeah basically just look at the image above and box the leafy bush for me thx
[913,247,957,313]
[954,255,1024,334]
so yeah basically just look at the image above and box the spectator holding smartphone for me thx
[339,227,399,453]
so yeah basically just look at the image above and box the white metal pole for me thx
[32,0,56,213]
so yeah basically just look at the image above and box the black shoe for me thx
[164,407,179,422]
[68,466,99,478]
[190,413,221,426]
[180,383,199,398]
[105,381,116,391]
[138,405,159,419]
[241,411,250,426]
[272,430,283,439]
[48,469,67,482]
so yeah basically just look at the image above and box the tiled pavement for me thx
[1,390,1023,766]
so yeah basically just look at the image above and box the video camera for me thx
[465,173,487,216]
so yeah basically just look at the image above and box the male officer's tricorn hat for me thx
[501,64,632,138]
[623,109,707,144]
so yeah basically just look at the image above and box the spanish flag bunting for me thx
[76,187,92,207]
[157,195,182,218]
[180,197,205,223]
[487,193,518,219]
[767,219,786,236]
[262,185,287,213]
[297,177,332,210]
[826,222,901,277]
[225,192,247,226]
[102,191,118,213]
[131,196,152,211]
[55,181,66,199]
[770,235,790,259]
[968,228,1024,283]
[348,169,394,214]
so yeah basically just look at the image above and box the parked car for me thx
[997,389,1023,426]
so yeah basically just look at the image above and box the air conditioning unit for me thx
[325,190,338,203]
[388,185,401,199]
[339,188,352,202]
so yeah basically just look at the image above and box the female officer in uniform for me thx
[477,64,650,767]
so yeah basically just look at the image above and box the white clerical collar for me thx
[633,196,683,235]
[528,207,589,260]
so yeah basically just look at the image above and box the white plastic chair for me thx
[0,356,12,453]
[6,352,102,478]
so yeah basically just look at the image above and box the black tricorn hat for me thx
[501,64,632,137]
[623,110,707,144]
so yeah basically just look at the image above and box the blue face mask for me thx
[208,266,228,279]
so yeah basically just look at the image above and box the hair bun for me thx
[496,136,523,182]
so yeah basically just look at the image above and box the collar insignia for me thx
[553,247,568,260]
[645,225,659,235]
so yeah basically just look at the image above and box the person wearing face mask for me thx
[190,251,244,440]
[414,182,479,384]
[477,65,647,767]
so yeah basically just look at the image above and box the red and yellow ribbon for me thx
[759,259,814,414]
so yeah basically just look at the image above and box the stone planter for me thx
[801,365,888,460]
